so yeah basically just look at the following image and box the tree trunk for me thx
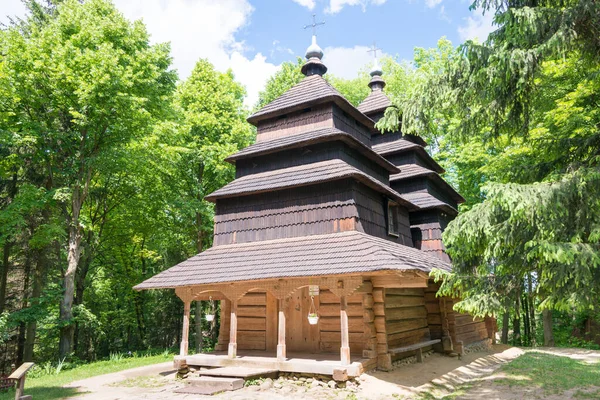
[527,274,536,346]
[512,296,521,346]
[24,248,45,362]
[195,301,203,353]
[73,238,92,357]
[0,241,11,314]
[542,309,555,347]
[522,293,531,346]
[501,300,510,344]
[17,247,32,365]
[0,174,17,314]
[59,186,85,359]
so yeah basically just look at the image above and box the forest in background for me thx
[0,0,599,375]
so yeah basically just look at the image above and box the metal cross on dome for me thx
[368,42,382,59]
[303,14,325,36]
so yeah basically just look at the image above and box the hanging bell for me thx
[206,296,215,322]
[307,293,319,325]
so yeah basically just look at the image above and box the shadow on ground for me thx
[0,386,83,400]
[368,344,513,389]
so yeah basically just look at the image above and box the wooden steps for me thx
[175,367,279,396]
[175,376,244,395]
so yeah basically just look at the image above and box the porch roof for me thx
[133,231,451,290]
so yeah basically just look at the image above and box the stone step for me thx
[186,376,244,391]
[199,366,279,380]
[174,385,225,395]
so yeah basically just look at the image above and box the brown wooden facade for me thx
[135,45,495,376]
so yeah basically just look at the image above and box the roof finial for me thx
[301,14,327,76]
[367,42,385,91]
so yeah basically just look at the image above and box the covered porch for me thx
[173,271,432,377]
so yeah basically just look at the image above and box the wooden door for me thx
[285,287,320,353]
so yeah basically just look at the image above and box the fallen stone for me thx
[260,378,273,390]
[328,380,337,389]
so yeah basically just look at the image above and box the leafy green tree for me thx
[417,2,600,346]
[0,0,176,358]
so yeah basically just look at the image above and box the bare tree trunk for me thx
[522,293,531,346]
[501,298,510,344]
[0,173,18,315]
[17,248,32,365]
[73,237,92,357]
[195,301,203,353]
[24,249,45,362]
[0,241,10,314]
[528,274,537,346]
[59,186,85,359]
[512,296,521,346]
[542,309,555,347]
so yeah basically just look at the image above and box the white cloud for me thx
[323,45,386,79]
[229,52,281,106]
[425,0,443,8]
[458,9,496,42]
[114,0,279,107]
[1,0,279,107]
[292,0,316,10]
[326,0,387,14]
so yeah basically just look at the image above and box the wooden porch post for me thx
[180,300,191,356]
[277,298,286,361]
[340,295,351,365]
[228,300,238,358]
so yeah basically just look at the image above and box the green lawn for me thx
[495,351,600,397]
[0,353,173,400]
[413,350,600,400]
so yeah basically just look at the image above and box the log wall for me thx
[454,312,489,350]
[215,288,367,356]
[317,290,365,355]
[384,288,431,362]
[256,104,334,141]
[354,184,413,246]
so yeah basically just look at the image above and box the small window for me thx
[387,200,400,237]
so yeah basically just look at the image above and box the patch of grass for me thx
[494,351,600,395]
[0,352,173,400]
[574,388,600,399]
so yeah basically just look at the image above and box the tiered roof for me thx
[135,36,455,291]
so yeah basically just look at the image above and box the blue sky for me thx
[1,0,494,106]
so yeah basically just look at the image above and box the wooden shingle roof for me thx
[133,230,451,290]
[373,139,445,173]
[226,127,400,173]
[357,89,392,115]
[390,164,436,181]
[390,164,465,204]
[205,159,418,210]
[402,192,458,215]
[247,75,376,131]
[373,139,421,156]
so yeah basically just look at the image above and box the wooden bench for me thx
[389,339,441,363]
[8,362,35,400]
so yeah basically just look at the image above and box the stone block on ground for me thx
[333,368,349,382]
[186,376,244,391]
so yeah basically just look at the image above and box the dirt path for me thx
[64,346,599,399]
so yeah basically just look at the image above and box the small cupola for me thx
[301,15,327,76]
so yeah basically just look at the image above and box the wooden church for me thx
[135,34,494,377]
